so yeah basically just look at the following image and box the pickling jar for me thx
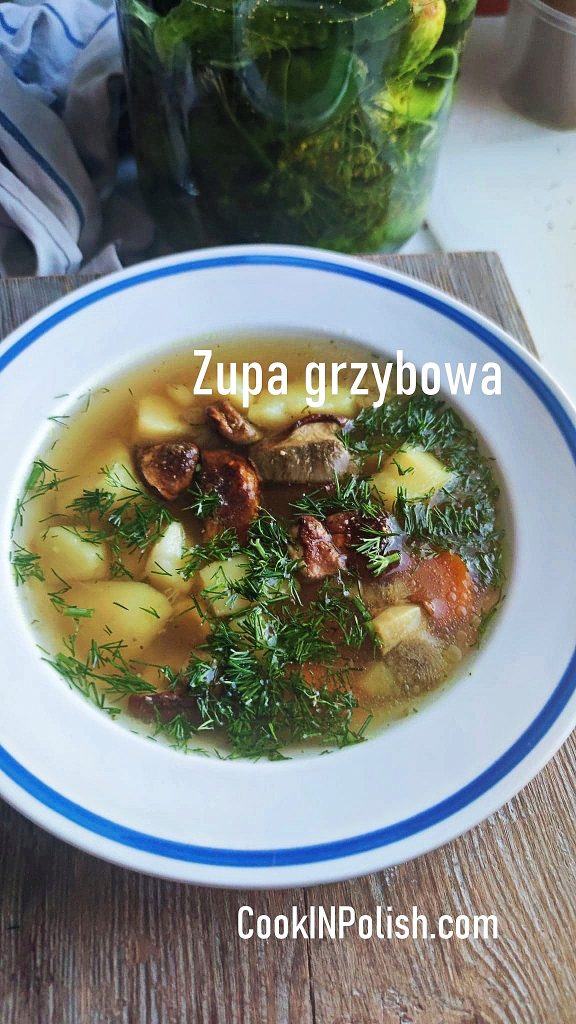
[117,0,477,252]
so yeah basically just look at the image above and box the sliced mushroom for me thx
[250,415,354,484]
[385,634,448,693]
[135,441,199,500]
[201,450,262,542]
[128,691,199,724]
[325,511,362,556]
[292,515,346,580]
[287,413,349,432]
[206,399,263,446]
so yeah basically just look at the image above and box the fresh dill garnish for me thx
[179,528,241,580]
[10,544,44,586]
[394,488,503,587]
[52,524,108,547]
[184,478,221,519]
[110,557,135,580]
[275,608,337,665]
[47,571,94,619]
[352,525,401,577]
[43,634,157,712]
[152,712,197,751]
[139,605,161,619]
[391,457,414,476]
[291,475,383,520]
[67,488,114,517]
[80,387,108,412]
[49,594,94,619]
[68,464,175,555]
[43,649,109,711]
[342,393,471,460]
[182,615,366,761]
[235,511,302,604]
[144,576,374,760]
[342,393,504,587]
[313,577,373,649]
[12,459,75,533]
[149,560,172,577]
[102,467,175,550]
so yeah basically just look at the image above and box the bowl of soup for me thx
[0,245,575,886]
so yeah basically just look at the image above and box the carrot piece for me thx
[410,552,475,628]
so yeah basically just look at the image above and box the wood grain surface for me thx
[0,253,573,1024]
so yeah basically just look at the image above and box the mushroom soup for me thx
[12,336,504,760]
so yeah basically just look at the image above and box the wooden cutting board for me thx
[0,253,573,1024]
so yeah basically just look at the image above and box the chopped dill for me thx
[179,528,241,580]
[139,605,161,619]
[49,594,94,619]
[394,488,503,587]
[12,459,75,533]
[43,634,157,711]
[235,512,301,604]
[10,545,44,586]
[313,577,372,650]
[341,393,473,460]
[291,475,383,520]
[184,618,366,761]
[149,560,172,577]
[342,393,504,586]
[153,712,197,751]
[391,457,414,477]
[353,525,401,577]
[68,464,175,556]
[154,578,374,759]
[47,572,94,619]
[184,478,221,519]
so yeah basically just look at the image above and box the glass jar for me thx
[117,0,477,253]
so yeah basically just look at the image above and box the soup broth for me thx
[13,336,504,760]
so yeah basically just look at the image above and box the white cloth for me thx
[0,1,153,275]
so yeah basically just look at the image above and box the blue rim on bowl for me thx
[1,250,575,870]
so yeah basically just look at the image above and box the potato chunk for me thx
[43,527,110,582]
[67,580,171,655]
[248,393,308,429]
[198,555,251,617]
[137,395,189,439]
[55,443,135,513]
[146,522,191,594]
[166,383,194,408]
[373,447,452,506]
[371,603,425,656]
[358,662,397,701]
[248,388,356,428]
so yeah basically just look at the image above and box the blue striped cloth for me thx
[0,1,152,275]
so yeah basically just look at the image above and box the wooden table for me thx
[0,253,574,1024]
